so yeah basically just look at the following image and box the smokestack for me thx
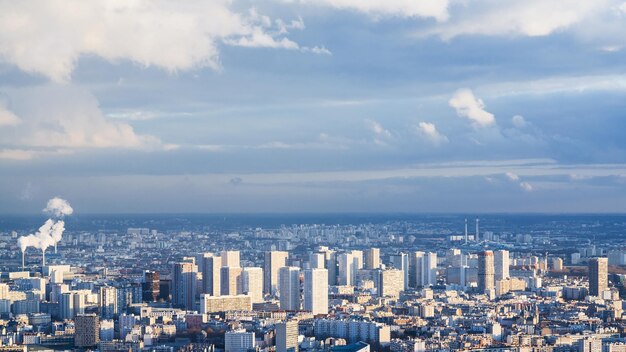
[464,218,468,244]
[42,249,46,267]
[22,251,25,270]
[476,218,480,242]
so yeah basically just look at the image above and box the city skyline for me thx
[1,1,626,213]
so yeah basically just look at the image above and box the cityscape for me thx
[2,0,626,351]
[1,201,626,351]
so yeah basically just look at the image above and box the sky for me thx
[1,0,626,214]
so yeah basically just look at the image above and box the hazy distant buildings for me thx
[304,268,328,315]
[589,257,608,297]
[265,251,289,295]
[279,267,300,311]
[478,251,495,294]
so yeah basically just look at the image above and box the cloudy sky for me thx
[2,0,626,214]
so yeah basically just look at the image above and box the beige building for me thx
[276,320,299,352]
[478,251,495,294]
[200,294,251,313]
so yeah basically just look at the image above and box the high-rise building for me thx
[365,248,380,270]
[324,249,338,286]
[220,266,243,296]
[304,268,328,315]
[409,252,422,289]
[99,286,118,319]
[225,330,256,352]
[142,271,160,302]
[390,252,409,289]
[264,251,289,295]
[337,252,354,286]
[589,257,608,297]
[494,250,510,281]
[221,251,241,268]
[0,284,8,300]
[310,253,326,269]
[59,292,74,320]
[478,251,495,294]
[119,313,138,340]
[99,319,114,342]
[578,337,602,352]
[201,253,221,296]
[172,262,198,310]
[446,249,463,268]
[351,250,364,284]
[377,269,404,298]
[74,314,100,348]
[279,266,300,311]
[421,252,437,287]
[276,321,299,352]
[74,291,86,316]
[242,267,264,303]
[551,257,564,271]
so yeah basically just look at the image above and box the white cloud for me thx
[421,0,610,39]
[366,120,391,137]
[289,0,450,22]
[449,89,495,127]
[301,46,332,55]
[0,149,36,160]
[416,122,448,145]
[0,0,313,82]
[0,86,162,159]
[0,103,21,126]
[511,115,527,128]
[505,172,520,181]
[365,119,392,145]
[505,171,534,191]
[520,181,534,191]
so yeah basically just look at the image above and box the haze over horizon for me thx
[2,0,626,213]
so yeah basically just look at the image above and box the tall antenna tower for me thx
[464,218,468,244]
[476,218,480,242]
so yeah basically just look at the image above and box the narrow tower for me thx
[475,218,480,242]
[464,218,468,244]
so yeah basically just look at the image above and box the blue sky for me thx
[1,0,626,213]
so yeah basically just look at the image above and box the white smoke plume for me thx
[17,198,73,262]
[43,197,73,217]
[51,220,65,244]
